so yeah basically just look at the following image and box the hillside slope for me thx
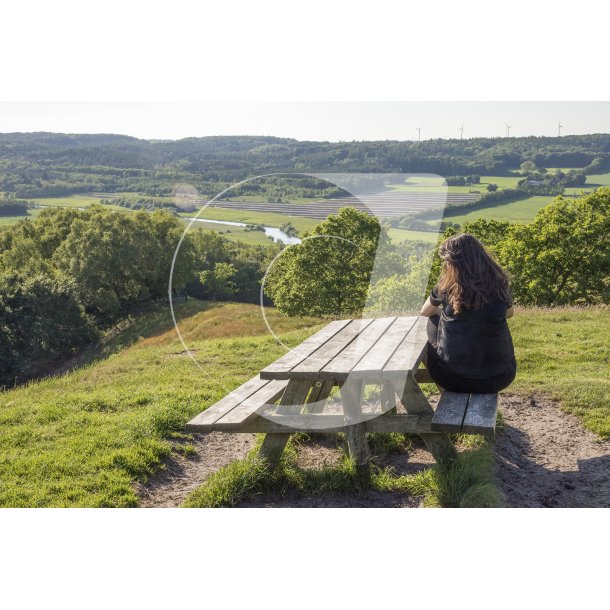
[0,302,607,507]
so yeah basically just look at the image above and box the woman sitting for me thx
[420,233,516,394]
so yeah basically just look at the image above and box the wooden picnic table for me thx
[187,316,499,467]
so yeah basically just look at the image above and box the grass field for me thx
[0,301,607,507]
[387,227,439,244]
[442,195,555,225]
[510,306,610,438]
[30,194,106,207]
[178,206,320,234]
[186,220,278,246]
[0,208,43,226]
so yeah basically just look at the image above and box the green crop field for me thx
[585,172,610,186]
[0,301,607,507]
[442,195,555,225]
[387,227,439,244]
[0,208,43,226]
[178,206,320,233]
[30,194,108,207]
[185,220,278,246]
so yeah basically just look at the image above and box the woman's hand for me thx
[420,296,442,317]
[506,306,514,319]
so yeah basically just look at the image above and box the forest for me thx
[1,132,609,199]
[1,187,608,388]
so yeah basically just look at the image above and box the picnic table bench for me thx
[186,316,498,466]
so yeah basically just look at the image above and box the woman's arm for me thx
[420,296,442,317]
[506,306,514,319]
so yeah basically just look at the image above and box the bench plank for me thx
[320,317,396,381]
[214,379,289,428]
[431,391,469,433]
[351,316,418,378]
[290,318,374,380]
[238,413,432,434]
[382,316,429,379]
[462,393,498,434]
[185,375,270,430]
[260,319,352,380]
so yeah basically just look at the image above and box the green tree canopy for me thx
[264,207,387,317]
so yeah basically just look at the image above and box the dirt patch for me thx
[137,432,257,507]
[136,393,610,508]
[495,394,610,508]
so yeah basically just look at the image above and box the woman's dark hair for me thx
[437,233,510,314]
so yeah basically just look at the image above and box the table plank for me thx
[259,319,352,380]
[290,318,374,380]
[382,316,429,379]
[320,317,396,381]
[214,379,289,427]
[185,375,270,429]
[462,393,498,434]
[351,316,418,378]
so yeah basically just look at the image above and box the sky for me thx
[0,102,608,142]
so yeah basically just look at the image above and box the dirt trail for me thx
[137,394,610,508]
[494,394,610,508]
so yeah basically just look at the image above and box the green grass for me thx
[0,302,322,507]
[442,195,555,225]
[509,306,610,438]
[0,208,43,225]
[182,435,502,508]
[185,220,278,246]
[587,172,610,186]
[178,206,319,234]
[0,301,607,507]
[387,227,439,244]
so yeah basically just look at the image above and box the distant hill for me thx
[1,132,609,199]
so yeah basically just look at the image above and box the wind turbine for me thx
[505,122,513,137]
[416,126,422,142]
[557,121,563,137]
[458,124,464,140]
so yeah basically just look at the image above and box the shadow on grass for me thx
[42,300,217,380]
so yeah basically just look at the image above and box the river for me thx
[185,217,302,245]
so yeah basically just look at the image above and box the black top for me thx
[429,285,516,380]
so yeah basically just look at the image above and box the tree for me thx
[199,262,237,300]
[0,271,96,386]
[496,189,610,305]
[264,207,388,317]
[520,160,537,175]
[486,183,498,192]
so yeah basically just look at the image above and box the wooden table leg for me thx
[392,375,457,464]
[258,379,312,467]
[305,379,334,414]
[340,379,371,466]
[380,382,397,415]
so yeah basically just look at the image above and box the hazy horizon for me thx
[1,102,608,142]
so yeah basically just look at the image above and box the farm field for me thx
[0,208,43,226]
[6,171,609,239]
[582,171,610,187]
[30,194,107,207]
[186,220,277,246]
[387,227,439,244]
[178,206,320,233]
[442,195,555,225]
